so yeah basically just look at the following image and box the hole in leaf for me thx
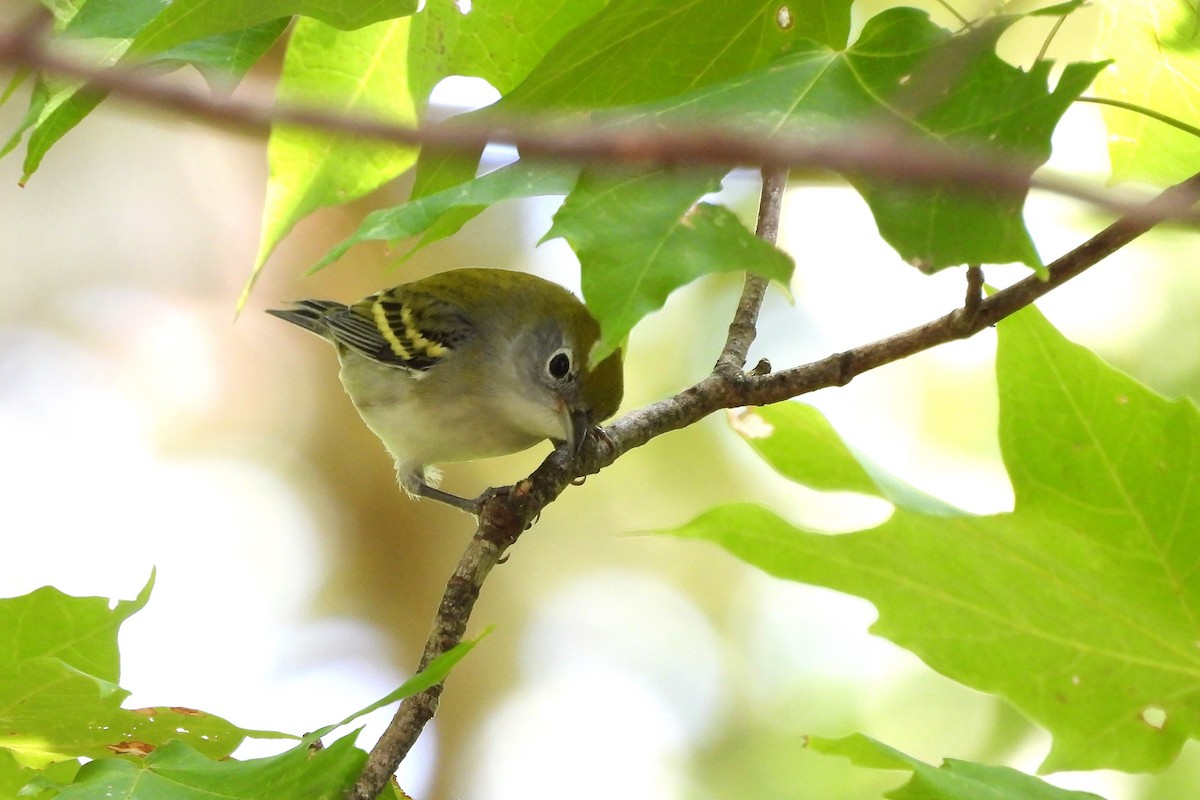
[728,408,774,439]
[1141,705,1167,730]
[776,5,793,30]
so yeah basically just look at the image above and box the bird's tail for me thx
[265,300,346,337]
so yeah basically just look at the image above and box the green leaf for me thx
[307,627,490,741]
[16,85,108,182]
[1,80,45,162]
[339,0,831,337]
[247,15,419,305]
[8,1,160,178]
[1029,0,1087,16]
[0,577,290,770]
[1,67,30,106]
[517,8,1098,356]
[0,658,254,766]
[407,146,487,203]
[64,0,165,38]
[408,0,608,100]
[502,0,842,111]
[0,749,32,799]
[157,20,292,85]
[128,0,419,57]
[313,160,580,271]
[1092,0,1200,185]
[10,9,286,181]
[407,0,826,199]
[8,1,172,180]
[807,733,1107,800]
[36,0,88,27]
[0,749,79,800]
[610,9,1105,272]
[402,0,608,201]
[49,734,365,800]
[731,403,963,516]
[547,167,794,359]
[0,573,153,684]
[660,304,1200,773]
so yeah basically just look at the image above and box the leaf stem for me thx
[1076,96,1200,140]
[933,0,971,27]
[349,167,1200,800]
[1035,11,1067,63]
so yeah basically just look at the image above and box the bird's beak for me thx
[559,404,592,457]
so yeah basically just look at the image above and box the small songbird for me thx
[268,268,624,512]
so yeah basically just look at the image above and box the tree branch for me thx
[611,170,1200,454]
[604,169,1200,450]
[349,161,1200,799]
[961,265,984,323]
[348,502,519,800]
[1,16,1198,226]
[715,167,787,375]
[350,163,798,800]
[7,12,1195,798]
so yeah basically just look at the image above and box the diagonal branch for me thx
[348,505,519,800]
[350,166,796,800]
[350,164,1200,800]
[601,168,1200,457]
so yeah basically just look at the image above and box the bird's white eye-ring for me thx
[547,349,572,380]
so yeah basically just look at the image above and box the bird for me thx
[267,268,624,513]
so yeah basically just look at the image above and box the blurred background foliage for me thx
[3,0,1200,798]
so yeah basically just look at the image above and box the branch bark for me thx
[348,511,516,799]
[715,167,787,376]
[1,16,1198,226]
[5,12,1197,798]
[350,167,1200,799]
[350,167,793,800]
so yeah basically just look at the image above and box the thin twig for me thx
[1035,10,1069,64]
[633,169,1200,430]
[958,265,984,328]
[933,0,971,27]
[530,168,1200,501]
[715,166,787,374]
[1076,96,1200,139]
[1,19,1198,226]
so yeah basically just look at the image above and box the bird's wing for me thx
[323,287,475,372]
[265,300,347,337]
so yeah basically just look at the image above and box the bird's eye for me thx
[547,350,572,380]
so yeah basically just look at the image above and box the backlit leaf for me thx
[128,0,420,57]
[1092,0,1200,185]
[661,305,1200,772]
[50,735,365,800]
[808,734,1107,800]
[547,167,793,359]
[247,15,419,304]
